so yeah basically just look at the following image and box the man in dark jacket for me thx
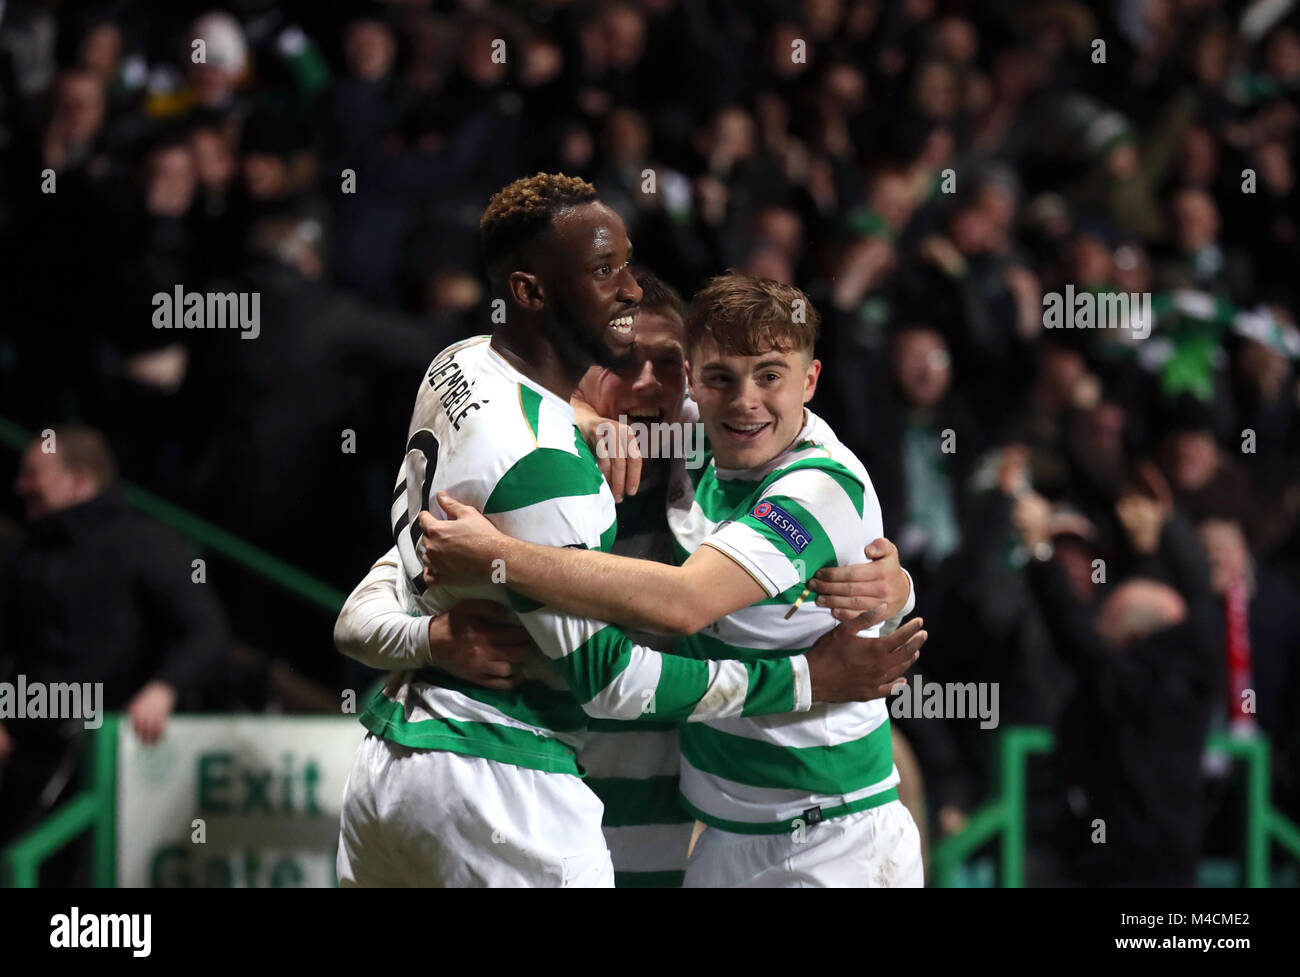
[0,426,229,854]
[1015,488,1218,886]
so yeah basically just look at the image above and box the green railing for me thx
[10,719,1298,887]
[931,726,1300,887]
[2,715,119,887]
[0,416,346,613]
[930,726,1052,887]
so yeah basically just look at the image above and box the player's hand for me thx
[0,721,12,766]
[806,609,925,703]
[595,416,643,503]
[127,681,176,746]
[809,538,911,622]
[419,495,508,587]
[573,398,642,502]
[428,601,538,690]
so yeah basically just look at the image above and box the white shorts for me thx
[337,733,614,887]
[683,799,924,888]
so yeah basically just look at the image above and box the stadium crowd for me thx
[1,0,1298,885]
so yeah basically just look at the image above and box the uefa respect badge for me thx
[752,500,811,553]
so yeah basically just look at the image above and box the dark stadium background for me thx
[0,0,1298,887]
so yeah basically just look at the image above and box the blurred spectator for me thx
[1153,186,1243,296]
[0,426,229,865]
[179,215,454,660]
[1015,484,1217,887]
[1199,517,1300,823]
[1158,410,1259,536]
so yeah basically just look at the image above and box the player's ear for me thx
[803,356,821,403]
[508,270,543,312]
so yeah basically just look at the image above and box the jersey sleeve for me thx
[333,547,432,670]
[703,460,874,598]
[488,450,812,722]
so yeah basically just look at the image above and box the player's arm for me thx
[425,464,905,635]
[334,549,536,689]
[532,602,923,722]
[422,494,770,636]
[471,465,922,719]
[448,485,808,720]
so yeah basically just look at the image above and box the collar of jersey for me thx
[484,341,576,419]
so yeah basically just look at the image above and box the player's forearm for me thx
[334,566,432,670]
[556,628,812,722]
[336,610,431,670]
[495,536,707,635]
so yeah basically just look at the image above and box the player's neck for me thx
[490,329,586,404]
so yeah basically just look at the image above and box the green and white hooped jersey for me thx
[362,336,808,779]
[667,408,899,833]
[582,716,689,887]
[581,476,692,888]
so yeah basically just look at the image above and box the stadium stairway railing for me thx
[3,715,119,887]
[8,719,1299,887]
[930,726,1300,887]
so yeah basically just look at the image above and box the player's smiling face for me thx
[688,338,821,470]
[541,201,642,369]
[580,309,686,425]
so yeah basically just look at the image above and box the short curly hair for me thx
[480,173,599,285]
